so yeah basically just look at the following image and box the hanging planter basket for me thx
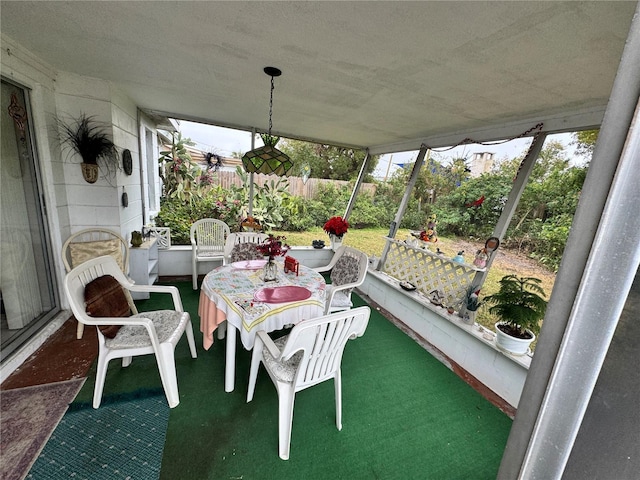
[58,113,118,185]
[81,162,99,183]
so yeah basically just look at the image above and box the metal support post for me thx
[343,149,371,221]
[378,145,428,270]
[472,132,547,288]
[498,5,640,477]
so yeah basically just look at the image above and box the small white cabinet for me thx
[129,237,159,300]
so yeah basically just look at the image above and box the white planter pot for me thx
[329,234,344,251]
[494,322,535,356]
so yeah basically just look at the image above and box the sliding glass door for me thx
[1,78,59,362]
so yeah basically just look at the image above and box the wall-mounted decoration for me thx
[122,149,133,175]
[121,187,128,207]
[58,113,118,184]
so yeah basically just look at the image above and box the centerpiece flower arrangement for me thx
[257,234,290,261]
[256,234,289,282]
[323,216,349,239]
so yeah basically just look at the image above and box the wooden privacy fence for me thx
[213,171,376,199]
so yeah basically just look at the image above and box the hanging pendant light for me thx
[242,67,294,176]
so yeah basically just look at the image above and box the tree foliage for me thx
[572,129,598,159]
[280,139,378,181]
[158,133,214,203]
[433,141,587,271]
[156,135,585,271]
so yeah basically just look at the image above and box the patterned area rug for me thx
[26,391,169,480]
[1,378,85,480]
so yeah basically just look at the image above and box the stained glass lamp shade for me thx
[242,67,293,176]
[242,135,293,176]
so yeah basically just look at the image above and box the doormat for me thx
[26,391,169,480]
[0,378,84,480]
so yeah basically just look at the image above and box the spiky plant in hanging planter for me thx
[59,114,118,183]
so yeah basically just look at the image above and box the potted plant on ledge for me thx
[323,216,349,251]
[485,275,548,356]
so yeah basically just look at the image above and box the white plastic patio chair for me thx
[63,255,197,408]
[313,246,369,314]
[62,227,131,339]
[246,306,371,460]
[223,232,269,264]
[191,218,230,289]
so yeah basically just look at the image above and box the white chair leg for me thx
[278,387,296,460]
[335,370,343,431]
[192,260,198,290]
[246,337,264,403]
[185,319,198,359]
[76,321,85,339]
[156,344,180,408]
[122,356,132,367]
[93,354,109,409]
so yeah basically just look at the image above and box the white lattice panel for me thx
[148,227,171,249]
[382,238,483,301]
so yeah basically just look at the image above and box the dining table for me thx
[198,258,326,392]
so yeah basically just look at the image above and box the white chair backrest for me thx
[281,306,370,390]
[63,255,138,325]
[62,228,129,274]
[329,246,369,287]
[191,219,230,255]
[224,232,269,260]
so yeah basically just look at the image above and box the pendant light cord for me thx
[268,75,275,136]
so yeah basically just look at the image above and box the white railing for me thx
[146,227,171,249]
[381,237,484,303]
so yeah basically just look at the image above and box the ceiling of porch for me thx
[1,1,636,154]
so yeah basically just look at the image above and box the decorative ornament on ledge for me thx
[242,67,293,176]
[241,216,262,232]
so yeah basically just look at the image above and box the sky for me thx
[178,120,577,180]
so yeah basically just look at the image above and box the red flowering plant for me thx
[323,216,349,238]
[257,234,290,261]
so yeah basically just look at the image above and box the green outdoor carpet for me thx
[59,282,513,479]
[27,391,169,479]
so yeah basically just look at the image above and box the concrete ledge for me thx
[361,268,530,410]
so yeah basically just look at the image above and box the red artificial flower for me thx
[257,234,290,259]
[323,216,349,237]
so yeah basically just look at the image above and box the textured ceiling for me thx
[1,1,636,153]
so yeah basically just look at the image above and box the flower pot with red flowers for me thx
[256,234,290,282]
[323,216,349,251]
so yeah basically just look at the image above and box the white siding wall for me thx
[111,87,143,242]
[1,33,149,303]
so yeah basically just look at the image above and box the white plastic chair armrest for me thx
[255,330,282,359]
[312,265,331,273]
[126,284,184,312]
[81,315,153,329]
